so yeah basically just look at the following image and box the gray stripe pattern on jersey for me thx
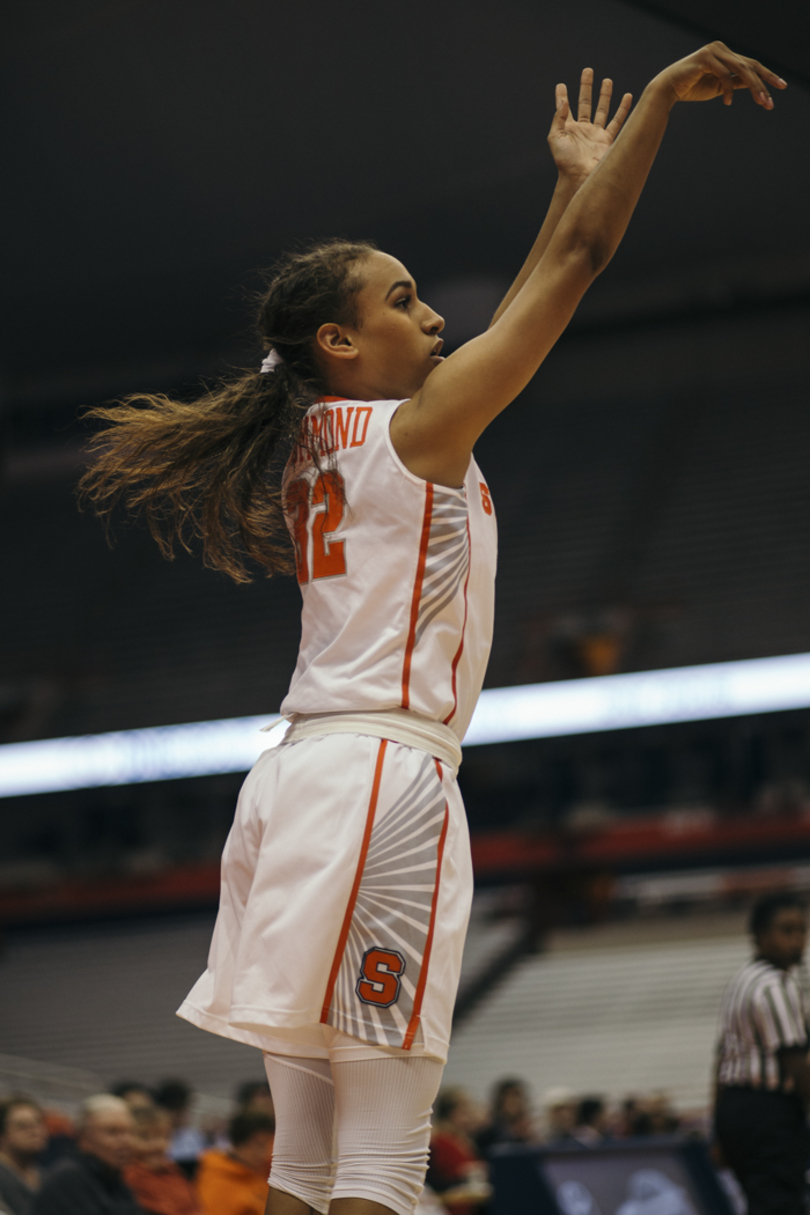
[324,753,447,1048]
[414,488,470,646]
[716,959,808,1089]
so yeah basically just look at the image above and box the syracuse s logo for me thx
[356,947,406,1008]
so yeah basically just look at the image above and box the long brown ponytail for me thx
[78,238,376,583]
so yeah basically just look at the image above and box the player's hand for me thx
[547,69,633,185]
[654,41,787,108]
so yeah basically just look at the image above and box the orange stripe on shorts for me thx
[403,757,449,1050]
[320,739,388,1023]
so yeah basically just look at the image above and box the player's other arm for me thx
[393,43,784,487]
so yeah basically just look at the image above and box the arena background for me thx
[2,0,810,1150]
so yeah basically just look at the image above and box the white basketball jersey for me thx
[280,398,497,742]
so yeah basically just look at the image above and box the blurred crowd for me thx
[0,1078,274,1215]
[425,1080,689,1211]
[0,1074,689,1215]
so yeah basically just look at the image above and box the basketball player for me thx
[80,43,784,1215]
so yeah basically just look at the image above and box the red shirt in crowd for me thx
[428,1130,481,1215]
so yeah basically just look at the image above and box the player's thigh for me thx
[331,1052,443,1153]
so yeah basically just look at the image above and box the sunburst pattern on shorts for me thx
[323,751,449,1048]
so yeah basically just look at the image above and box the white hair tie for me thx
[260,349,283,374]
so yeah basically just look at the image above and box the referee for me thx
[714,891,810,1215]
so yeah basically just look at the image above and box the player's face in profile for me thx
[352,251,445,397]
[757,907,807,969]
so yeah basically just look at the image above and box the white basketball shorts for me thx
[177,732,473,1063]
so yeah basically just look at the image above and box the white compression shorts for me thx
[264,1046,444,1215]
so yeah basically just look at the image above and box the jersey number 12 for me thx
[286,470,347,585]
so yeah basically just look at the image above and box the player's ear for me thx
[316,323,359,362]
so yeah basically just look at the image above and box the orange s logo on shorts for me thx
[479,481,493,516]
[356,947,406,1008]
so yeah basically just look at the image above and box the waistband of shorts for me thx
[279,708,462,777]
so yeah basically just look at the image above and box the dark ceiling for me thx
[3,0,809,406]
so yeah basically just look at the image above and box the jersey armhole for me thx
[385,401,468,492]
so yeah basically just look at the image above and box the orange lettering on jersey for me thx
[356,947,405,1008]
[332,406,354,450]
[293,405,370,464]
[350,406,372,447]
[296,412,331,461]
[479,481,493,516]
[319,411,334,456]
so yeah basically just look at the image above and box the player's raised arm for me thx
[392,43,786,486]
[488,68,633,330]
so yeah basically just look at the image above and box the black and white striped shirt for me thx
[717,959,808,1090]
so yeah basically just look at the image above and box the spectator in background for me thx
[619,1092,679,1138]
[154,1082,204,1181]
[616,1097,642,1138]
[196,1111,274,1215]
[476,1079,536,1155]
[31,1094,141,1215]
[111,1084,156,1118]
[37,1114,74,1172]
[124,1107,201,1215]
[645,1092,680,1136]
[572,1097,608,1146]
[543,1088,578,1145]
[427,1089,490,1215]
[233,1082,274,1119]
[0,1097,47,1215]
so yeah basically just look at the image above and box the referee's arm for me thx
[759,978,810,1102]
[779,1047,810,1102]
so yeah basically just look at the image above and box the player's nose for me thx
[422,306,444,334]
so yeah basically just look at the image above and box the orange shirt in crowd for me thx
[196,1148,269,1215]
[124,1160,202,1215]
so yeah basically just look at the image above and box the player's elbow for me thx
[585,236,616,277]
[552,236,611,291]
[571,229,615,278]
[553,213,612,280]
[557,208,620,278]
